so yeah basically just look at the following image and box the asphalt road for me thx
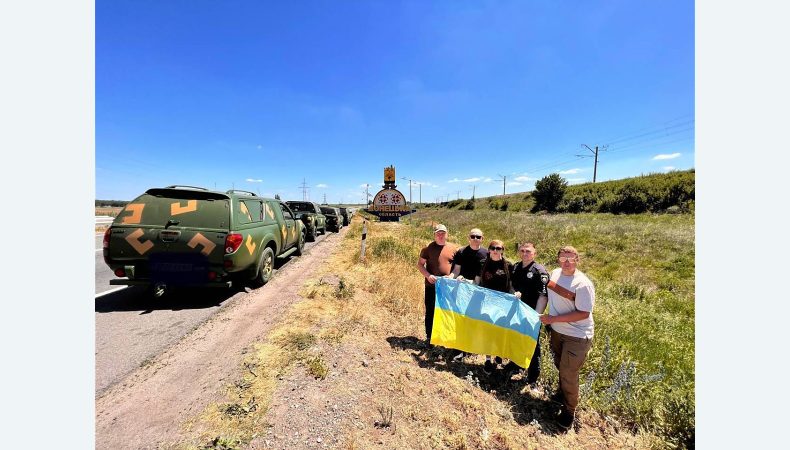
[95,228,337,395]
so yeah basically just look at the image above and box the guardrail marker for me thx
[360,218,367,261]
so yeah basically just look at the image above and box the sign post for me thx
[363,165,416,222]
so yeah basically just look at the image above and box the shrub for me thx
[532,173,567,212]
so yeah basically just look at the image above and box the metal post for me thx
[360,218,368,262]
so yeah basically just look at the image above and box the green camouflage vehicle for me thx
[285,201,326,242]
[320,206,343,232]
[102,186,305,296]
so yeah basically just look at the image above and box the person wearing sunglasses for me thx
[539,245,595,430]
[446,228,489,361]
[473,239,514,374]
[417,224,458,347]
[509,242,550,390]
[450,228,488,282]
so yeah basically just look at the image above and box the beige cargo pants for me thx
[549,330,593,414]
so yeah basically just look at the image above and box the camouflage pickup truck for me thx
[320,205,343,232]
[102,186,305,296]
[285,201,326,242]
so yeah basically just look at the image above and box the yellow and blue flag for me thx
[431,277,541,367]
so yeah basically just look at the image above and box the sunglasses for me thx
[558,256,577,263]
[469,235,483,240]
[489,246,504,251]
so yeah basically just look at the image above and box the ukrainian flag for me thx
[431,277,541,368]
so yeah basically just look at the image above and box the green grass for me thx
[409,209,695,447]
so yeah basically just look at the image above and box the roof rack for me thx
[226,189,259,196]
[164,185,208,190]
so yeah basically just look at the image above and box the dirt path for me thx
[95,228,349,450]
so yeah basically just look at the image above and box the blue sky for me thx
[96,0,694,203]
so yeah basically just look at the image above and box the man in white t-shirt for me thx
[539,245,594,430]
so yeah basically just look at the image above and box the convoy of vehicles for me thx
[102,185,359,297]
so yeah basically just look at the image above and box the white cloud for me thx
[507,181,523,186]
[448,178,461,183]
[662,166,676,172]
[559,168,582,175]
[482,177,493,183]
[316,183,328,188]
[414,180,439,188]
[246,178,263,183]
[513,176,531,182]
[652,152,681,160]
[463,177,481,182]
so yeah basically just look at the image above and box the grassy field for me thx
[182,210,694,449]
[400,209,695,446]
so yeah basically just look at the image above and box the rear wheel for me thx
[294,230,305,256]
[306,224,316,242]
[252,247,275,287]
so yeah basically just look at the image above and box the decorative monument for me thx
[365,165,415,221]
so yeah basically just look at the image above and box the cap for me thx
[434,224,448,233]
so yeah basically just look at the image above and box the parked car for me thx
[337,207,350,226]
[103,186,305,297]
[320,206,343,232]
[286,201,326,241]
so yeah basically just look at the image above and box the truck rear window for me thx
[116,191,230,229]
[287,202,315,213]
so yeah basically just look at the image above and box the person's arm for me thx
[540,309,590,324]
[534,295,547,314]
[417,257,436,284]
[473,275,481,285]
[451,264,462,279]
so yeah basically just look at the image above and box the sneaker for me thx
[451,351,465,362]
[557,410,574,430]
[483,360,495,375]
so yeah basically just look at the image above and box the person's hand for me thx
[539,314,554,324]
[457,275,466,282]
[514,291,522,299]
[427,274,437,284]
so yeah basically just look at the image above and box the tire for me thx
[252,246,275,287]
[306,224,316,242]
[294,230,305,256]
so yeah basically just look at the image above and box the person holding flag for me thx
[540,245,595,430]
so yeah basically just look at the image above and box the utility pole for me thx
[470,185,476,199]
[496,174,506,196]
[457,190,460,200]
[298,178,310,201]
[401,177,413,207]
[418,183,422,204]
[323,193,327,204]
[578,144,608,183]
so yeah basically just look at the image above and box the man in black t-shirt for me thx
[450,228,488,281]
[510,242,549,388]
[447,228,488,361]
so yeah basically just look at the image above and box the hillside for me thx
[424,169,695,215]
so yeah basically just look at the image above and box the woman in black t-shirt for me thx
[474,239,514,374]
[475,239,514,293]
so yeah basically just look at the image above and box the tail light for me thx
[114,268,126,277]
[103,228,111,248]
[225,233,243,254]
[207,271,217,281]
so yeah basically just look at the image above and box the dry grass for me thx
[178,216,674,449]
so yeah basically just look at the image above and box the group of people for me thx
[416,223,595,430]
